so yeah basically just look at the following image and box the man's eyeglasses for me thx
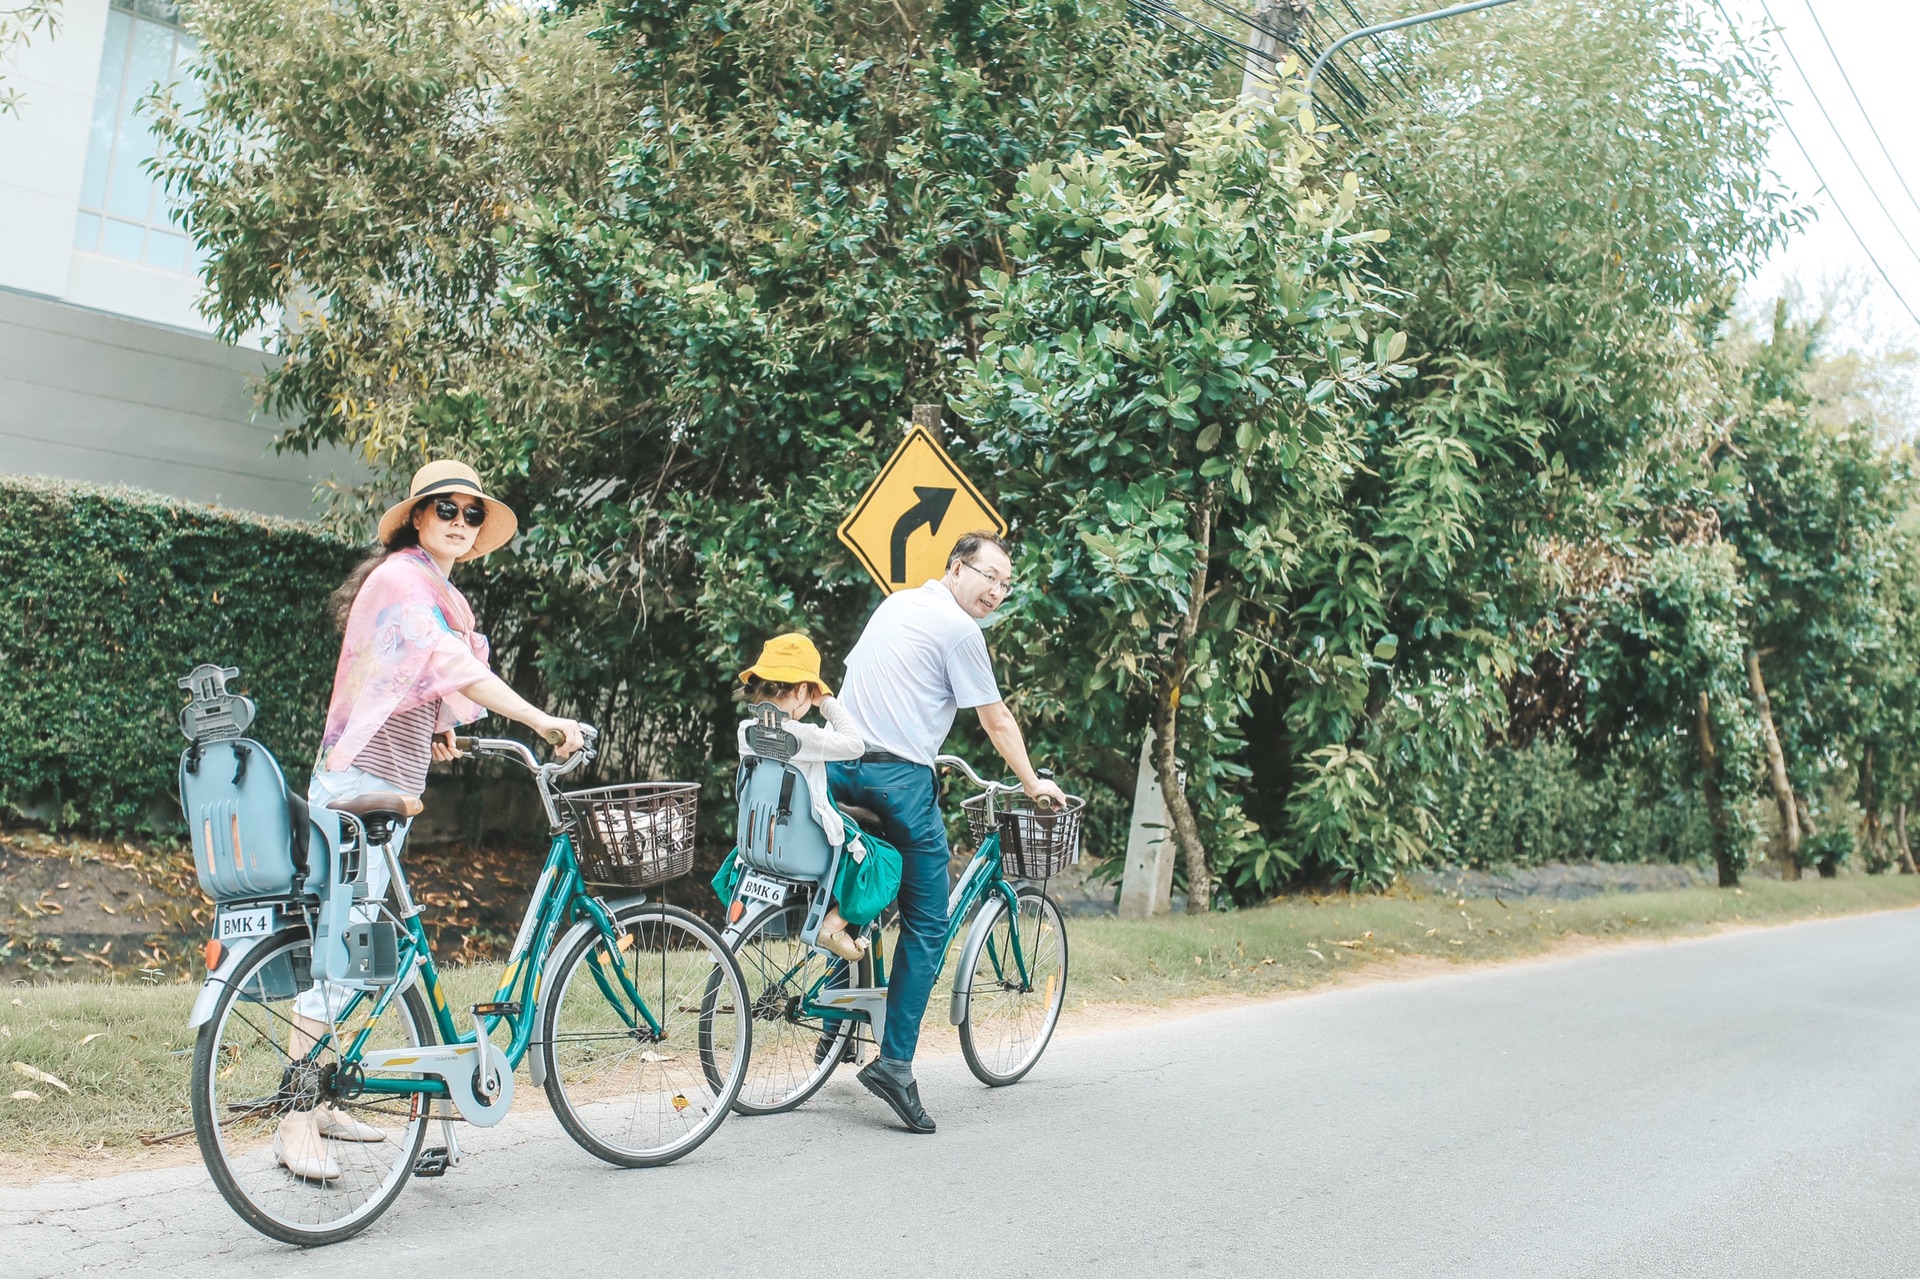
[958,559,1014,595]
[431,497,487,528]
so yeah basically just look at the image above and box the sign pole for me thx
[1118,734,1177,917]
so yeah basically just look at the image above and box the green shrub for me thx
[0,477,354,833]
[1432,737,1732,869]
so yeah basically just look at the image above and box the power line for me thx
[1796,0,1920,224]
[1756,0,1920,271]
[1711,0,1920,329]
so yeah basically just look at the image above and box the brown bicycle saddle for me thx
[839,803,884,835]
[326,791,425,820]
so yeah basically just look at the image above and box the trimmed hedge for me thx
[0,477,356,833]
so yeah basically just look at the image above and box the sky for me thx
[1722,0,1920,353]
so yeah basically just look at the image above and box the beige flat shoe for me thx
[273,1114,341,1182]
[316,1104,385,1143]
[818,928,865,962]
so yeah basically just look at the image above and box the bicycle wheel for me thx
[958,885,1068,1086]
[191,929,434,1246]
[711,899,869,1115]
[540,901,750,1166]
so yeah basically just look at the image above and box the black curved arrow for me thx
[890,485,958,583]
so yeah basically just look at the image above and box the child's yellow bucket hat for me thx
[739,633,832,695]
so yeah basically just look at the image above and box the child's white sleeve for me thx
[784,697,865,763]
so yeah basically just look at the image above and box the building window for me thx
[73,0,201,273]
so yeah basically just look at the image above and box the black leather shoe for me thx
[856,1061,936,1133]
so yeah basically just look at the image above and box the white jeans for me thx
[292,766,413,1023]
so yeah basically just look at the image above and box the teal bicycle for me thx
[708,753,1079,1113]
[188,727,751,1246]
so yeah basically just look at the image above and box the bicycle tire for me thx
[709,898,871,1115]
[539,900,750,1167]
[191,928,434,1246]
[957,885,1069,1086]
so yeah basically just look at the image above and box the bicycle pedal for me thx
[413,1147,454,1178]
[472,1001,522,1017]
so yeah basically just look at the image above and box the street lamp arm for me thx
[1304,0,1524,103]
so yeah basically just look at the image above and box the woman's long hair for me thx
[329,502,426,632]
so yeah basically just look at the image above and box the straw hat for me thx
[374,460,519,561]
[739,633,833,695]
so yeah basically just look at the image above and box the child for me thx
[737,633,870,961]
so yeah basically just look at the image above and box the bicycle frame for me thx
[783,828,1036,1035]
[322,833,621,1101]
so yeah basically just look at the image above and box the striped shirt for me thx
[351,701,438,795]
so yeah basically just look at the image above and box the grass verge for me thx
[4,873,1917,1167]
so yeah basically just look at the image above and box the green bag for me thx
[711,847,741,906]
[833,829,902,927]
[712,827,900,928]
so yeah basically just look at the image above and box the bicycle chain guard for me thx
[358,1043,515,1126]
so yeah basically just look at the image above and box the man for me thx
[829,531,1068,1133]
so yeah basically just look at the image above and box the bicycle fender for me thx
[527,917,598,1089]
[188,933,275,1029]
[527,913,618,1089]
[949,893,1010,1026]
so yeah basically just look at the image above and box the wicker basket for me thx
[562,782,699,888]
[962,792,1086,880]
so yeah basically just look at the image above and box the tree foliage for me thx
[135,0,1920,893]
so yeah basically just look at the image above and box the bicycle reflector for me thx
[204,938,224,970]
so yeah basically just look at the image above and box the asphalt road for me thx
[7,909,1920,1278]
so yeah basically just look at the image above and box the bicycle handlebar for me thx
[935,753,1016,792]
[455,724,599,781]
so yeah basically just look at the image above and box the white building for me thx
[0,0,359,518]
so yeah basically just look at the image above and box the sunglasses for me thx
[430,497,487,528]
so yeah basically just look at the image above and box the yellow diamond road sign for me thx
[838,426,1007,595]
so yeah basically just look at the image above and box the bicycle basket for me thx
[562,782,699,887]
[962,792,1086,880]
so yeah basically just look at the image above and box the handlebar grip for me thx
[453,737,478,753]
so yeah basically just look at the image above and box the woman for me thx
[277,459,583,1183]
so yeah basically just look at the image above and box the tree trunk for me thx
[1744,650,1800,880]
[1897,801,1917,875]
[1152,678,1209,913]
[1859,745,1886,873]
[1150,497,1217,915]
[1696,691,1739,888]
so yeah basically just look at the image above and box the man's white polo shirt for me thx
[839,580,1001,767]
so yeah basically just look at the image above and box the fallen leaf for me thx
[7,999,18,1007]
[638,1050,675,1064]
[55,882,69,890]
[10,1090,40,1102]
[0,1026,10,1039]
[100,904,116,916]
[77,1033,104,1047]
[1448,939,1464,947]
[1306,947,1326,962]
[12,1061,71,1093]
[1425,928,1438,936]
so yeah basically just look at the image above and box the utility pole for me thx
[1239,2,1311,102]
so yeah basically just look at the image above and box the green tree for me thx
[956,98,1403,909]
